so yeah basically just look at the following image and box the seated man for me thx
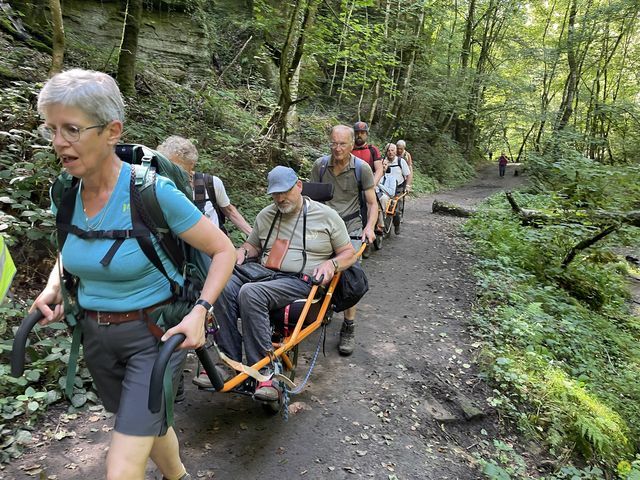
[200,166,357,401]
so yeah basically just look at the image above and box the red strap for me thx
[283,305,290,337]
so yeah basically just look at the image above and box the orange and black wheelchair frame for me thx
[380,190,407,239]
[148,242,368,415]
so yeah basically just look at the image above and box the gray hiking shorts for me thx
[79,315,186,436]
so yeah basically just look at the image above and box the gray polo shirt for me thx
[247,198,351,276]
[310,154,375,233]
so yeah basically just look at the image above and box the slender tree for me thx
[116,0,143,96]
[263,0,320,143]
[49,0,65,76]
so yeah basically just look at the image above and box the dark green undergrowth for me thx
[465,156,640,477]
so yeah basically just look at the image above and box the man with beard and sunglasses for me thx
[352,121,383,185]
[204,166,356,401]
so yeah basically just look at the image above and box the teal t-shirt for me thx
[52,162,202,311]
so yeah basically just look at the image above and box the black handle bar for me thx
[148,333,225,413]
[11,308,48,378]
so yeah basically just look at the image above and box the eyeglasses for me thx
[329,142,351,149]
[38,123,106,143]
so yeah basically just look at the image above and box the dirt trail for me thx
[2,164,527,480]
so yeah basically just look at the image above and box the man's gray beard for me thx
[277,203,297,214]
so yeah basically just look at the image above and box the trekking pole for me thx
[149,333,225,413]
[11,307,52,378]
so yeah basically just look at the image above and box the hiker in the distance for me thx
[498,152,509,177]
[30,68,236,480]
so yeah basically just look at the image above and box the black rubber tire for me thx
[383,215,393,239]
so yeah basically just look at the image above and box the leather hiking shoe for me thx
[339,322,355,356]
[192,364,233,388]
[192,372,212,388]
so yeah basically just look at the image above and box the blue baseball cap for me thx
[267,166,298,194]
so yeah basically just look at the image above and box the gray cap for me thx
[267,166,298,194]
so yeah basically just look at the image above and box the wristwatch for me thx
[331,258,339,273]
[195,299,215,320]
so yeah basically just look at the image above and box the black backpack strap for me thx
[130,165,181,296]
[368,145,379,163]
[193,172,207,211]
[203,173,227,232]
[318,156,330,182]
[55,179,80,251]
[353,158,367,229]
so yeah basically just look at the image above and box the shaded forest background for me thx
[2,0,640,477]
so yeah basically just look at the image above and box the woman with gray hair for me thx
[30,69,236,480]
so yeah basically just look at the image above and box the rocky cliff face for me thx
[10,0,214,81]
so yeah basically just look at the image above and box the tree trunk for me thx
[553,0,578,132]
[286,59,302,132]
[387,0,427,136]
[329,0,354,97]
[116,0,143,97]
[48,0,64,76]
[263,0,320,145]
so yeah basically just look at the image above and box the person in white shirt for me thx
[376,157,396,230]
[157,136,252,236]
[383,143,412,234]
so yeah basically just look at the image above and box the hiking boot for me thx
[394,223,401,235]
[338,322,355,356]
[174,375,186,403]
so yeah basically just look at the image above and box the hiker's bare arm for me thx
[362,187,378,243]
[313,242,356,286]
[373,159,384,185]
[163,216,236,349]
[30,258,64,325]
[221,204,253,236]
[236,242,260,265]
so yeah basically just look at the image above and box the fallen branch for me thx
[562,225,619,267]
[432,199,476,217]
[216,35,253,87]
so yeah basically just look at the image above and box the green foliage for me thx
[0,81,58,246]
[466,151,640,471]
[417,133,475,187]
[0,305,95,462]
